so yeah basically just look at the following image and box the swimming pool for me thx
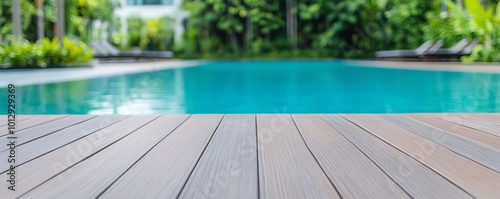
[1,61,499,114]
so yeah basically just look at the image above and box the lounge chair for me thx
[375,41,439,60]
[90,41,173,60]
[420,39,471,60]
[456,39,480,57]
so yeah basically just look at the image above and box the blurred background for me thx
[1,0,499,61]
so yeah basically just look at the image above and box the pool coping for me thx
[1,59,500,88]
[349,60,500,73]
[0,60,203,88]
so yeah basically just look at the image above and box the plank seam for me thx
[13,115,99,148]
[395,115,500,174]
[94,115,193,198]
[0,115,71,138]
[317,115,413,199]
[176,115,226,198]
[290,115,343,199]
[0,115,34,127]
[0,116,129,174]
[255,114,261,199]
[339,115,475,198]
[427,114,500,138]
[14,115,161,197]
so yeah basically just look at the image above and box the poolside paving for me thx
[1,114,500,198]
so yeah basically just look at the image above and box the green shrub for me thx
[61,38,93,64]
[462,44,500,63]
[3,39,44,67]
[440,0,500,62]
[0,37,93,68]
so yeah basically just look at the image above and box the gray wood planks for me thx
[256,115,339,199]
[0,115,34,126]
[100,115,223,198]
[292,115,409,198]
[20,115,190,199]
[0,115,96,151]
[1,115,159,198]
[179,115,258,199]
[0,115,127,172]
[0,115,68,137]
[468,114,500,126]
[408,114,500,150]
[382,114,500,173]
[428,114,500,137]
[320,114,472,199]
[343,114,500,198]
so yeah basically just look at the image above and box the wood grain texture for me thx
[320,115,472,199]
[100,115,223,198]
[428,114,500,137]
[0,115,68,137]
[0,115,159,198]
[256,115,339,199]
[343,114,500,198]
[20,115,189,199]
[382,115,500,173]
[0,115,127,173]
[408,114,500,150]
[468,114,500,126]
[0,115,34,126]
[292,115,409,198]
[0,115,95,151]
[179,115,258,199]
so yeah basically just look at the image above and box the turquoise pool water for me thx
[1,61,500,114]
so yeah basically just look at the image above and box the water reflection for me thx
[0,61,499,114]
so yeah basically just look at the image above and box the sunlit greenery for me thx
[175,0,440,58]
[124,15,175,51]
[1,0,499,62]
[0,38,93,68]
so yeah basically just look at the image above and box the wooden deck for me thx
[1,114,500,198]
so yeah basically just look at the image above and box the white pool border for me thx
[0,60,203,88]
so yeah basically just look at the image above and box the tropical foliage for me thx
[0,0,120,42]
[1,0,500,62]
[450,0,500,62]
[0,38,93,68]
[177,0,437,58]
[125,15,175,51]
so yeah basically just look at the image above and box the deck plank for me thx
[320,115,472,198]
[0,115,127,172]
[100,115,223,198]
[407,114,500,150]
[292,115,409,198]
[468,114,500,126]
[343,114,500,198]
[0,115,96,151]
[179,115,258,199]
[256,115,339,199]
[20,115,190,199]
[0,115,68,137]
[428,114,500,137]
[0,115,34,126]
[1,115,159,198]
[382,115,500,173]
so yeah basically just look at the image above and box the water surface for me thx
[1,61,499,114]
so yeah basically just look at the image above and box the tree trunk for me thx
[292,0,297,49]
[229,14,238,53]
[245,16,253,52]
[286,0,291,47]
[286,0,298,49]
[36,0,44,40]
[56,0,64,47]
[12,0,22,38]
